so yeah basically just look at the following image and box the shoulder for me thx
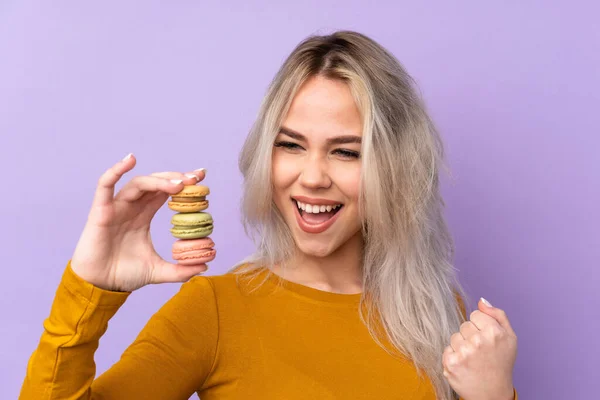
[182,263,272,303]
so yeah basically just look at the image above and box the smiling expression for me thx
[271,75,363,258]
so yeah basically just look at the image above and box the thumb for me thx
[151,258,209,284]
[478,297,515,334]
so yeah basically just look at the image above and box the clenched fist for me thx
[443,298,518,400]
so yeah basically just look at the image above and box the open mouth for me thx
[292,199,344,225]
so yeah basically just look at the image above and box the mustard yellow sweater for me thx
[20,261,517,400]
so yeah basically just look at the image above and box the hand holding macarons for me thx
[70,153,211,292]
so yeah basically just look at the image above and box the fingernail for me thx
[481,297,493,307]
[122,153,133,161]
[185,174,199,181]
[170,179,183,184]
[194,168,206,173]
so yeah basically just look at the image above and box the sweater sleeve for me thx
[19,260,219,400]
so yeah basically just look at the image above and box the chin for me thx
[295,239,337,258]
[293,228,362,259]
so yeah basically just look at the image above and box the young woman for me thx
[20,31,517,400]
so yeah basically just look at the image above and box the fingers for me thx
[477,300,515,334]
[449,331,465,352]
[115,169,207,203]
[94,152,207,207]
[469,310,503,332]
[459,321,480,339]
[115,175,184,203]
[190,168,207,183]
[94,153,137,208]
[151,169,205,182]
[151,260,209,284]
[442,345,456,373]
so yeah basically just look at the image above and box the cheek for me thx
[331,165,361,201]
[272,153,300,193]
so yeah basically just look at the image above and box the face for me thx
[272,75,363,258]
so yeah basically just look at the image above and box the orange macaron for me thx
[168,185,209,212]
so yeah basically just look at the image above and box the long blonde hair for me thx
[231,30,470,400]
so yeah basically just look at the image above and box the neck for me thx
[273,232,364,294]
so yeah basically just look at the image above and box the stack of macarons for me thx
[168,184,216,266]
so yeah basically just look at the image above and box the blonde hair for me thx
[231,30,470,400]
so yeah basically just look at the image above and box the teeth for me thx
[295,200,342,213]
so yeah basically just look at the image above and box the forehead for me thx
[282,75,363,139]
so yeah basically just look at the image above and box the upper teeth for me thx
[296,201,342,213]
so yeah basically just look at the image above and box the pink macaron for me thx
[172,237,216,266]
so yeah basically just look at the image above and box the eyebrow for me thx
[279,126,362,145]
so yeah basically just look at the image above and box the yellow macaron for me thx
[168,185,209,213]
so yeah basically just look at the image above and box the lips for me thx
[291,199,343,234]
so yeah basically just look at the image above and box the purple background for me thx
[1,2,598,399]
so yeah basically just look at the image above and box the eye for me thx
[274,141,359,159]
[333,149,360,159]
[274,141,303,151]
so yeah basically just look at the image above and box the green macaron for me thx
[170,212,214,239]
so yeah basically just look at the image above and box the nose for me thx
[299,156,332,190]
